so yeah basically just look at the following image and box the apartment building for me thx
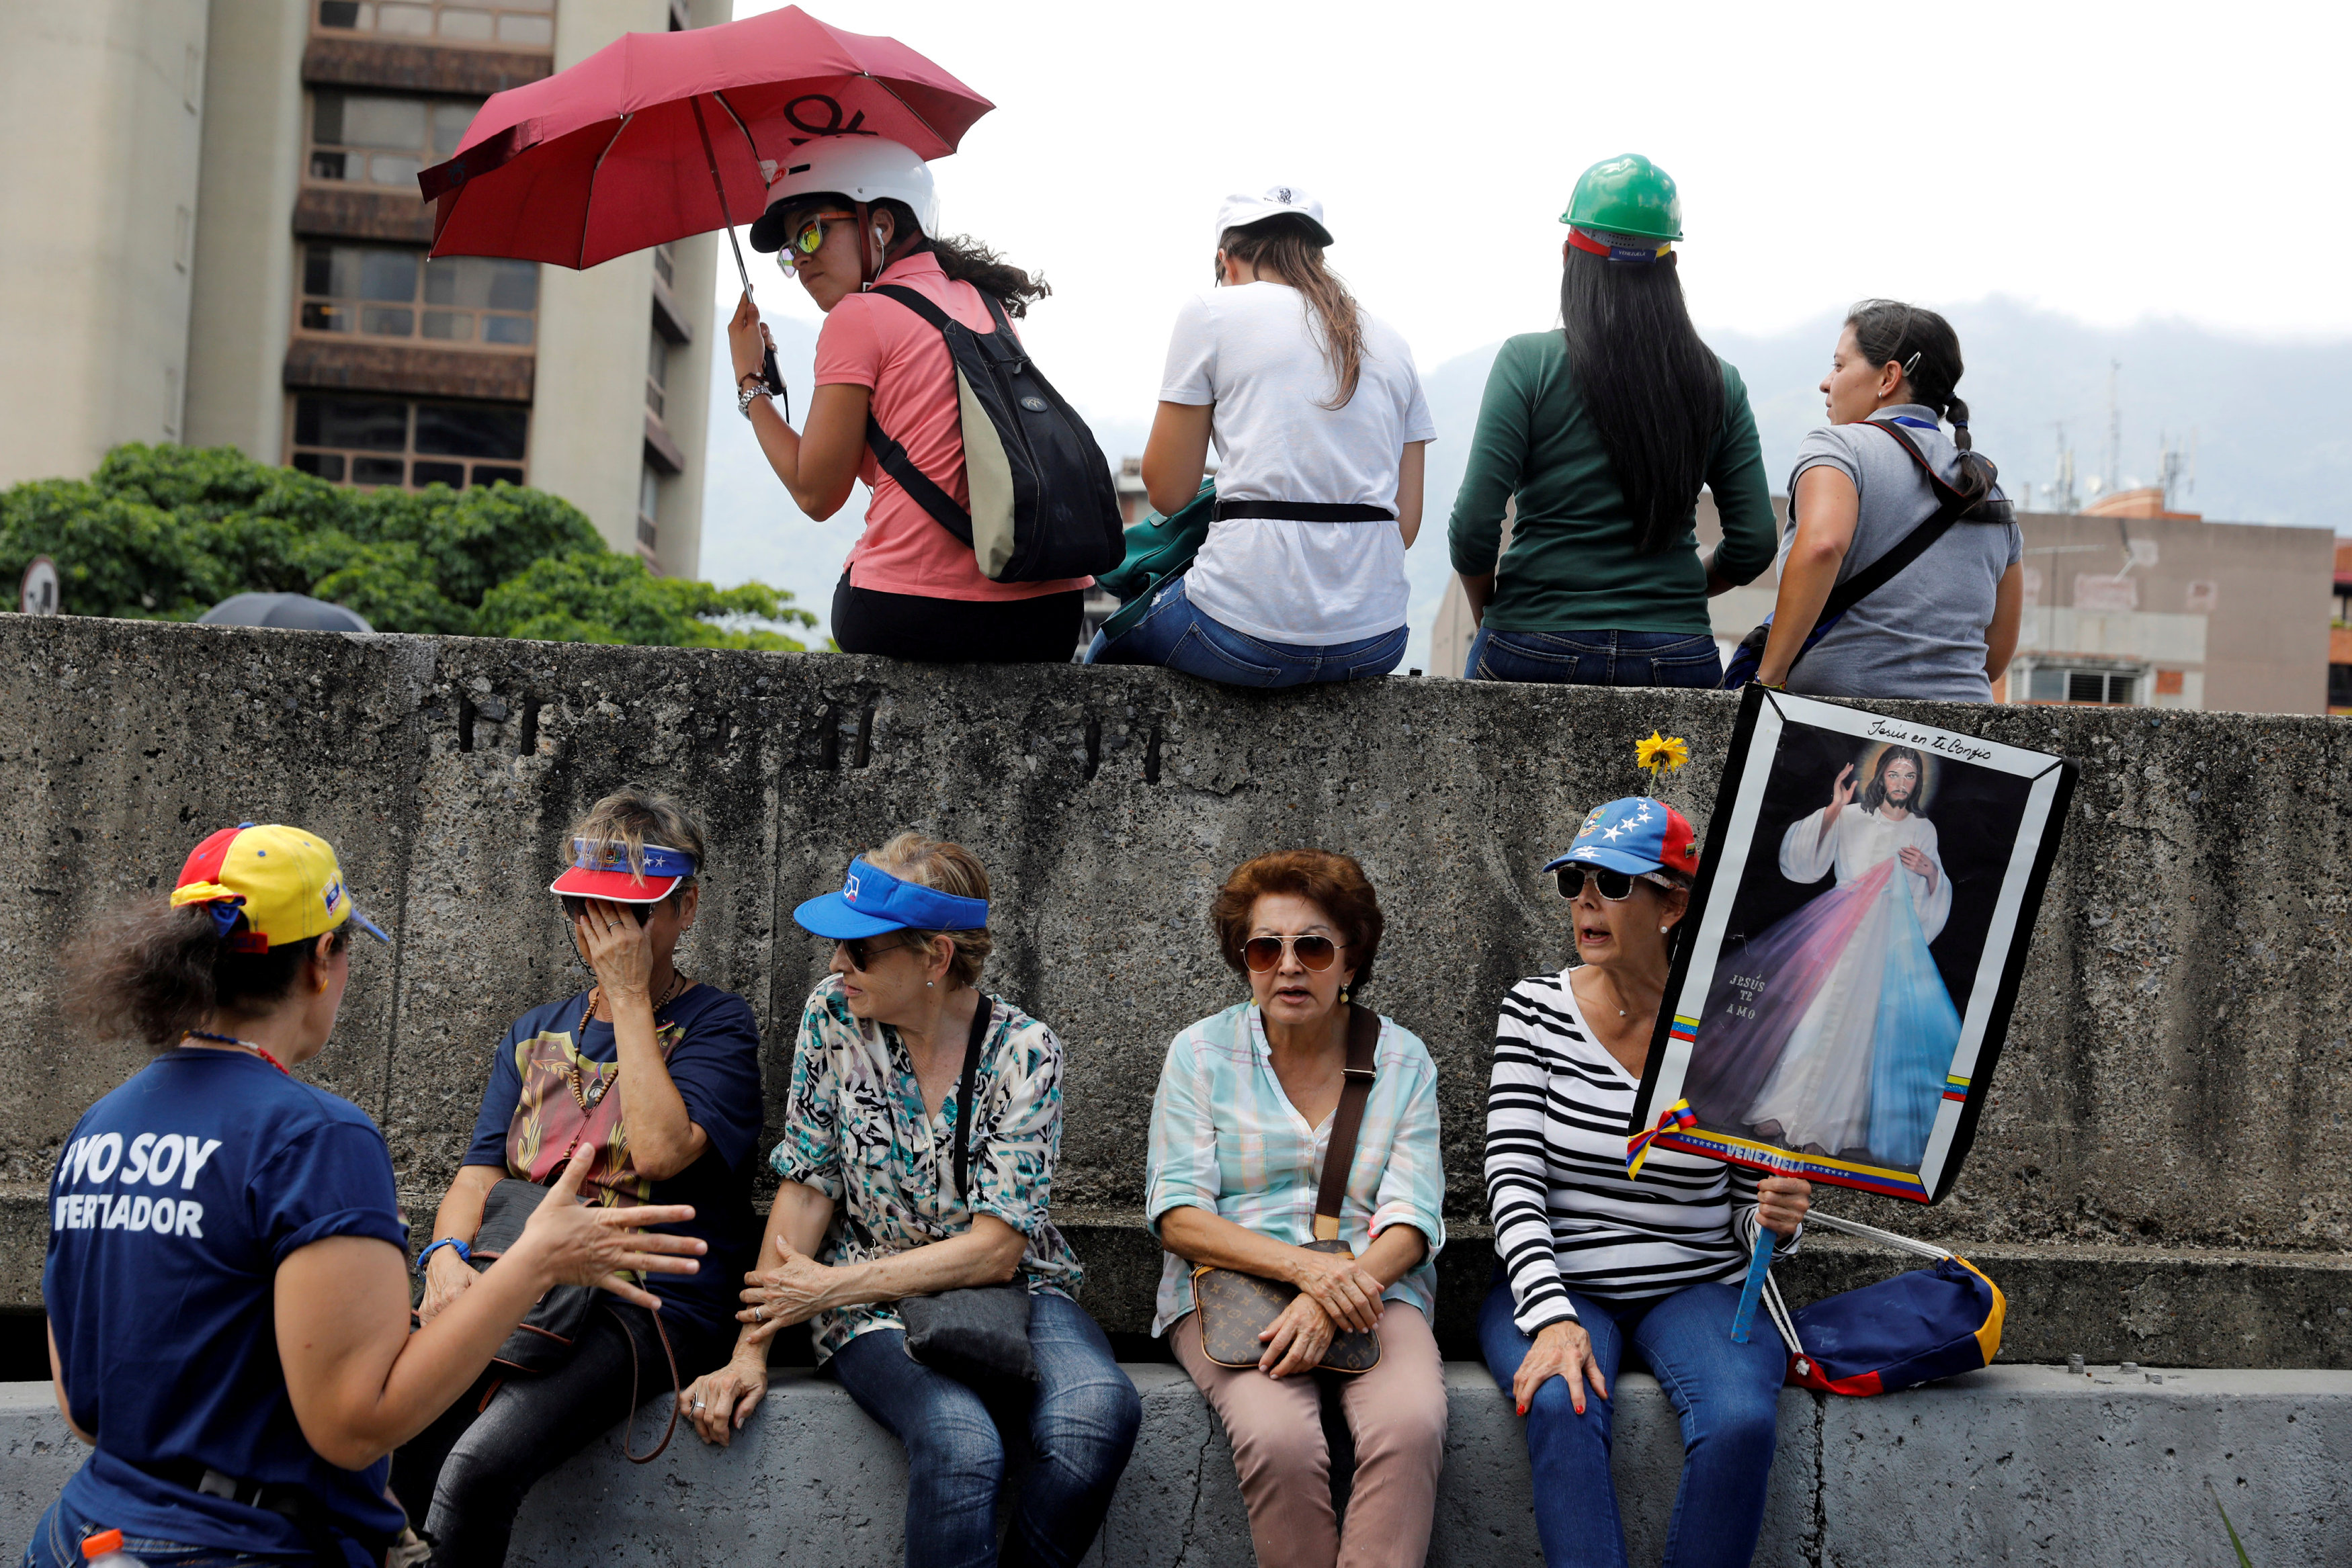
[0,0,729,576]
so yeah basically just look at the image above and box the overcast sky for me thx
[722,0,2351,423]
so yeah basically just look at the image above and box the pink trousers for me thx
[1171,1302,1448,1568]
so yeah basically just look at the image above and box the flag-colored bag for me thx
[1762,1212,2005,1397]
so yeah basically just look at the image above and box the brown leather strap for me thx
[615,1305,683,1464]
[1311,1004,1379,1242]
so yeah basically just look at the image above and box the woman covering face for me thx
[394,788,763,1566]
[1145,850,1449,1568]
[685,832,1140,1568]
[1480,795,1811,1568]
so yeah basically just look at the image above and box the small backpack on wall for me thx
[862,285,1125,584]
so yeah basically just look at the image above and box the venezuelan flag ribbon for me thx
[1626,1099,1697,1180]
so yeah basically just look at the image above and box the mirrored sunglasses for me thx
[774,210,855,273]
[1240,934,1343,973]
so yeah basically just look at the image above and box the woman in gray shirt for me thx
[1753,300,2023,701]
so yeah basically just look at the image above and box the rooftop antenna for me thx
[2051,423,2079,514]
[2158,431,2193,512]
[2105,359,2122,495]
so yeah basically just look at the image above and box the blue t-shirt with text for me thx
[44,1048,409,1558]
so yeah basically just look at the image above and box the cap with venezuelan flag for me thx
[170,823,390,951]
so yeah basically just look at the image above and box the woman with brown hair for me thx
[685,831,1139,1568]
[1146,850,1447,1568]
[30,823,700,1567]
[1088,187,1437,685]
[394,788,763,1565]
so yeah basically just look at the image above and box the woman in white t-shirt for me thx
[1087,186,1435,686]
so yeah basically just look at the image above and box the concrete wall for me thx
[1,617,2349,1368]
[0,0,212,486]
[6,1366,2349,1565]
[179,0,308,462]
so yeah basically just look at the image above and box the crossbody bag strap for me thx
[860,284,976,541]
[1310,1004,1380,1244]
[1807,421,1991,629]
[950,994,991,1203]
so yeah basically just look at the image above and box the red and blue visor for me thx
[1542,796,1699,878]
[1568,226,1672,264]
[548,839,698,904]
[793,857,988,939]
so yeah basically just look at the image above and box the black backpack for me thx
[861,285,1125,584]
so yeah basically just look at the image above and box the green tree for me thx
[0,443,812,650]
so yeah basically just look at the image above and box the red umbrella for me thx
[418,5,992,288]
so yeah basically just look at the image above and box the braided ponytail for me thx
[1846,299,1999,507]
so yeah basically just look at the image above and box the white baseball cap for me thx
[1214,184,1334,248]
[750,137,940,251]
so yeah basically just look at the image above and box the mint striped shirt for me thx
[1144,1002,1445,1336]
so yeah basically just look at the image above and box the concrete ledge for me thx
[6,1368,2349,1565]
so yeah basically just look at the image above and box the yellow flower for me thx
[1636,732,1690,776]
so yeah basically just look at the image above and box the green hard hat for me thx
[1560,154,1683,242]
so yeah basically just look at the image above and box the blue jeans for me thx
[1466,628,1723,687]
[1478,1276,1786,1568]
[828,1292,1142,1568]
[22,1491,315,1566]
[1086,574,1405,687]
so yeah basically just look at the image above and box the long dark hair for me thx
[1217,216,1366,410]
[1844,299,1997,505]
[1859,746,1928,814]
[67,903,349,1051]
[872,199,1050,318]
[1560,247,1726,554]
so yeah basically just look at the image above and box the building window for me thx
[288,392,527,490]
[2024,664,2140,705]
[298,243,538,346]
[308,91,477,190]
[638,465,660,552]
[313,0,555,48]
[653,242,675,292]
[645,326,669,419]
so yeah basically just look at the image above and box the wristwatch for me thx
[415,1236,471,1274]
[737,379,773,420]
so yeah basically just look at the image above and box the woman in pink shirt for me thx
[726,138,1091,662]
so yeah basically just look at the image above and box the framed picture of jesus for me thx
[1628,685,2077,1203]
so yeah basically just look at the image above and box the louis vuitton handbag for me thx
[1191,1004,1383,1375]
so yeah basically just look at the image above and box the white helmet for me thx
[748,136,940,253]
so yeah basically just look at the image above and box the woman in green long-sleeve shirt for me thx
[1449,155,1778,686]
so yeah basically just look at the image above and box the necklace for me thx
[183,1029,289,1076]
[569,971,690,1111]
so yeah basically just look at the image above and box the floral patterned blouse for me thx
[770,973,1083,1362]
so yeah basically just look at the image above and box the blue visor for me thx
[793,857,989,939]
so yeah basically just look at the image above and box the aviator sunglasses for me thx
[1553,865,1670,903]
[1239,934,1346,973]
[774,210,857,273]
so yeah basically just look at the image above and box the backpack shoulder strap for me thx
[858,284,975,541]
[1809,421,1993,627]
[1311,1005,1380,1244]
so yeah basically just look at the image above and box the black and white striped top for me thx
[1485,968,1792,1335]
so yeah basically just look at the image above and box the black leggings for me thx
[390,1303,717,1567]
[832,573,1084,663]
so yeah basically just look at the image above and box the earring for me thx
[925,980,934,988]
[1660,925,1671,934]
